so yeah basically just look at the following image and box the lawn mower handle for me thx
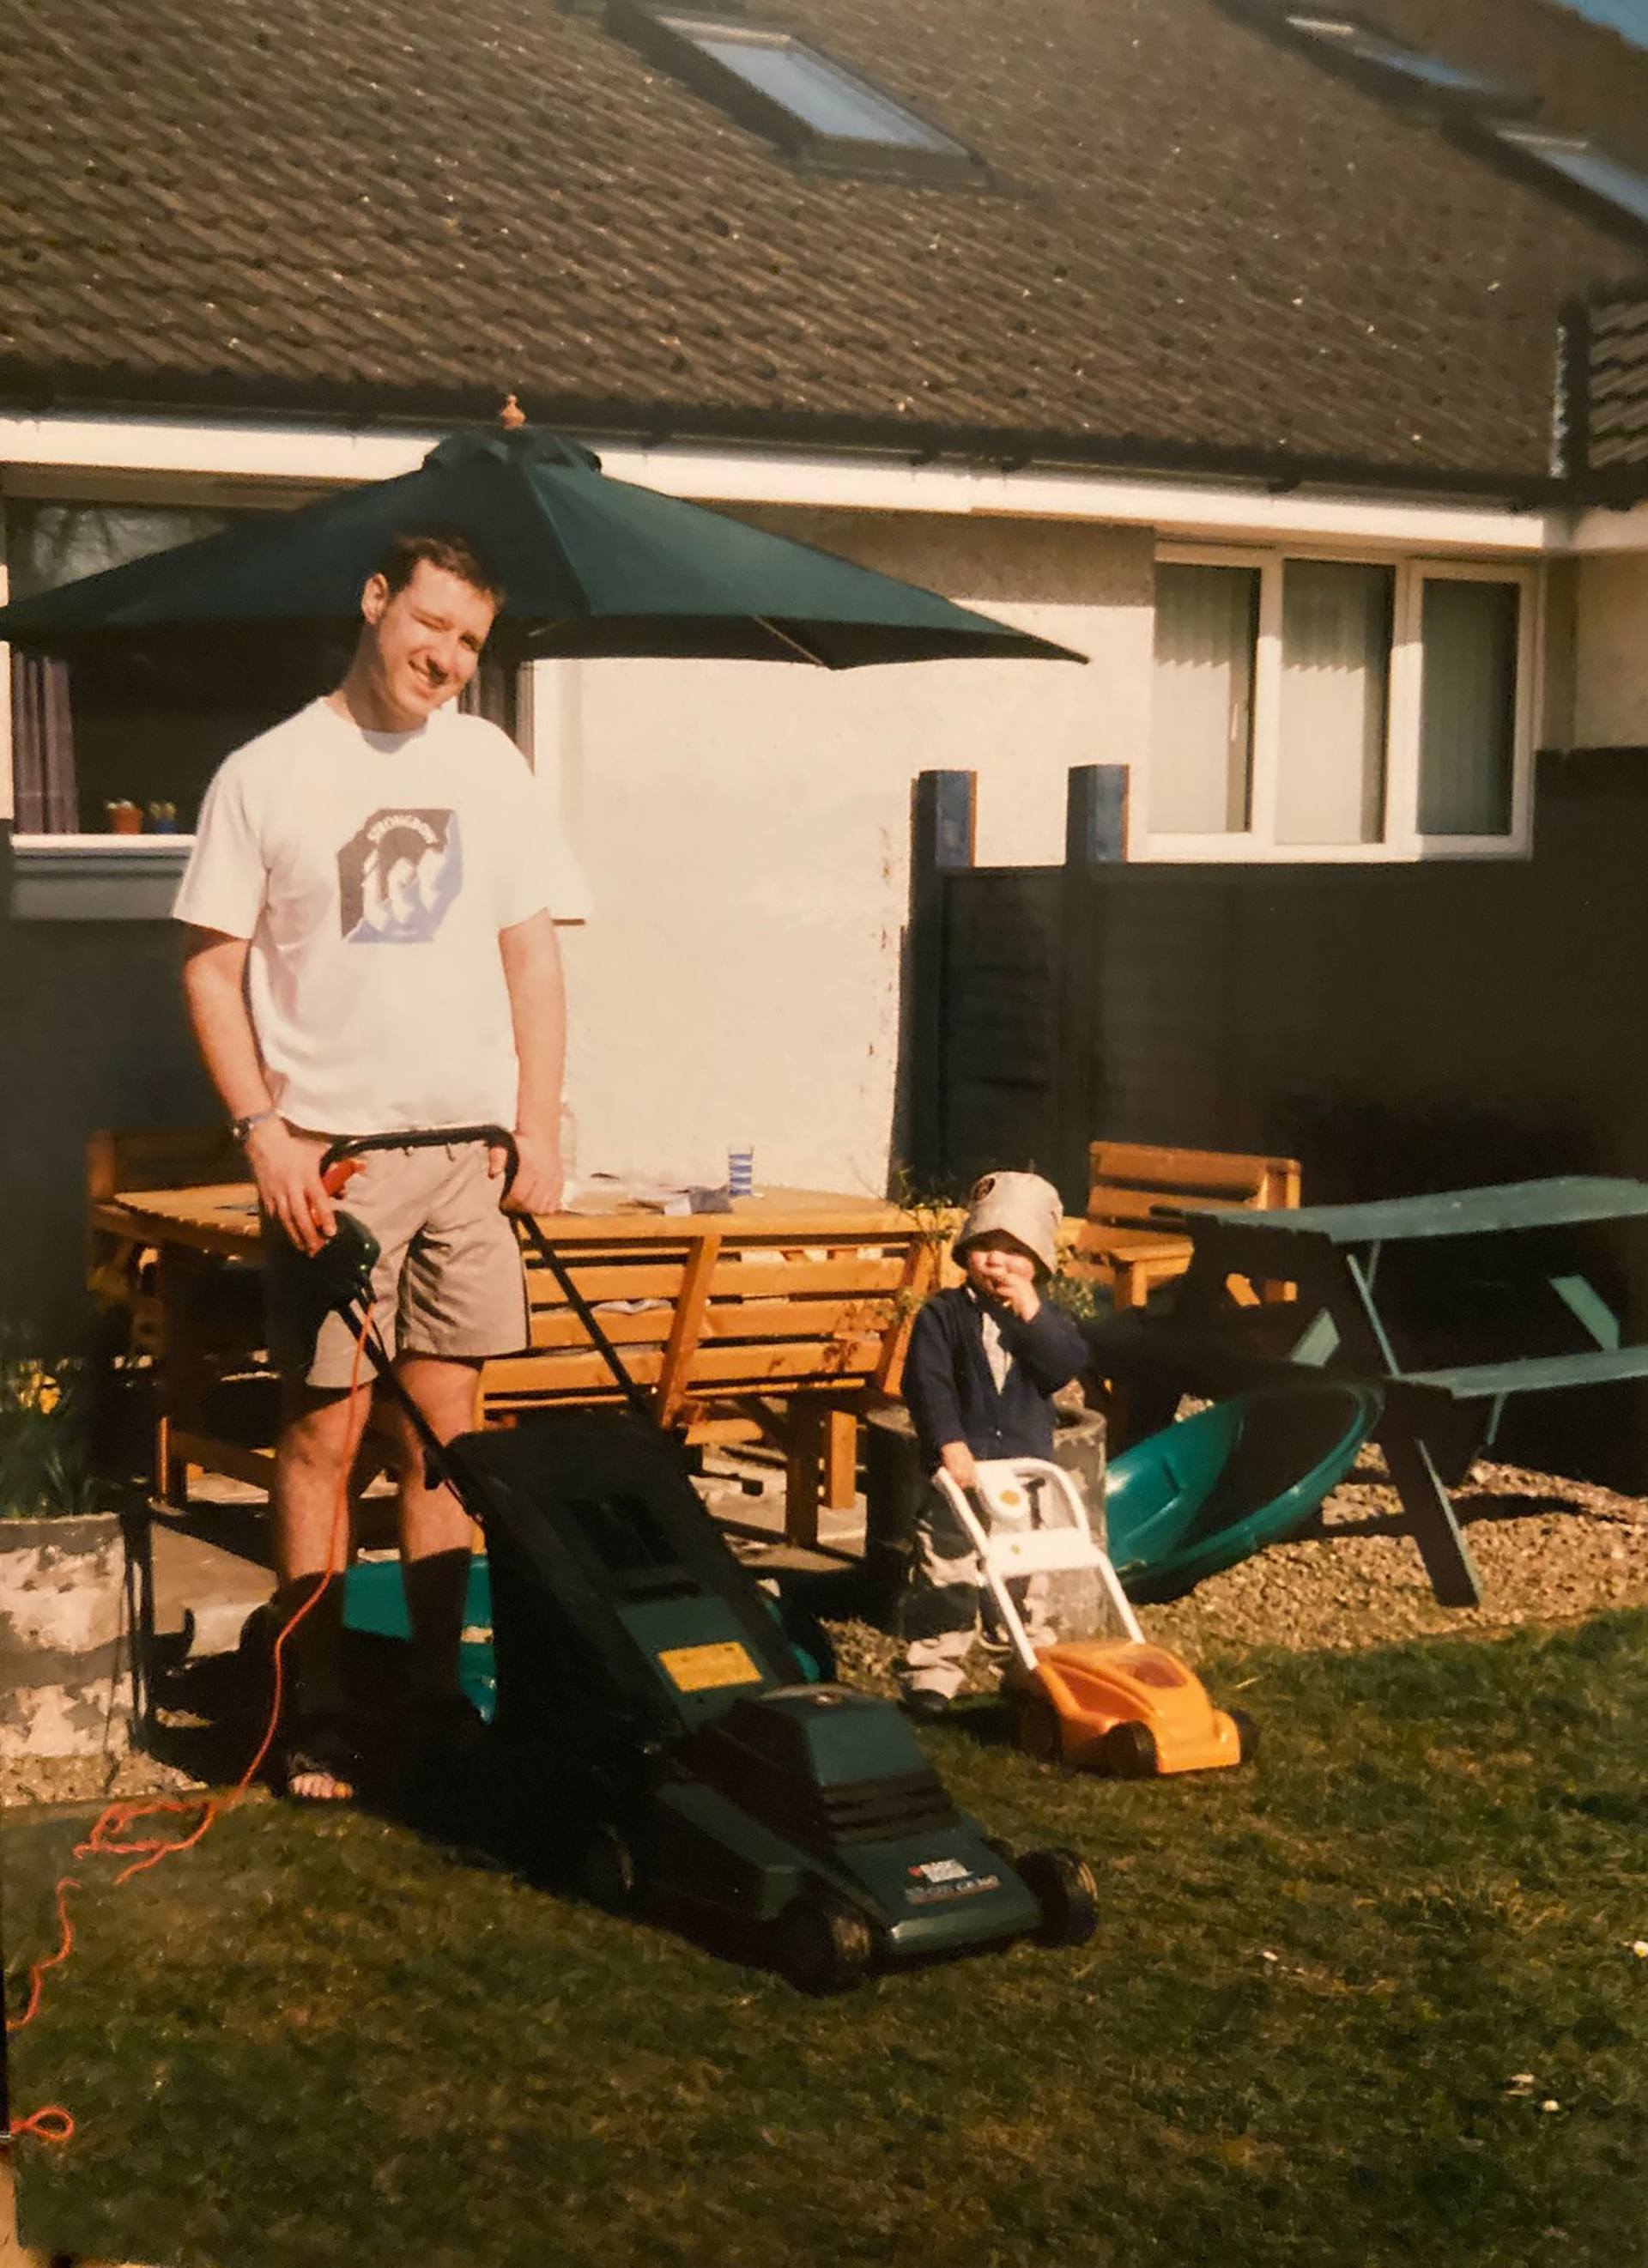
[315,1122,660,1440]
[319,1125,519,1200]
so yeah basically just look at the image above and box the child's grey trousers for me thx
[895,1480,1053,1702]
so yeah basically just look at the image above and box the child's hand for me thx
[968,1240,1040,1320]
[940,1441,978,1491]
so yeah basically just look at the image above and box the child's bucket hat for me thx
[953,1170,1063,1278]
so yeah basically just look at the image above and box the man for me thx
[175,530,569,1802]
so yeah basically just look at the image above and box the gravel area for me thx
[1136,1449,1648,1665]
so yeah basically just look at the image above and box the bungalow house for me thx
[3,0,1647,1350]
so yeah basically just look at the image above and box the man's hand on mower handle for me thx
[245,1122,336,1256]
[492,1124,563,1217]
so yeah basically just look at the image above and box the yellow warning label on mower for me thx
[657,1640,763,1694]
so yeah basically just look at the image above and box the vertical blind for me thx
[1275,560,1392,846]
[1150,561,1259,833]
[1418,580,1518,837]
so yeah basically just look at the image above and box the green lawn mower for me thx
[311,1125,1099,1992]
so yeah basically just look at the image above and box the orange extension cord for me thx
[5,1313,373,2146]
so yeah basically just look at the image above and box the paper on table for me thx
[561,1172,695,1216]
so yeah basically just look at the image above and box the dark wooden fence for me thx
[912,750,1648,1485]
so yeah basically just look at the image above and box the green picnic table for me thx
[1089,1176,1648,1607]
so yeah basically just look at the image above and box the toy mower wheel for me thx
[1014,1691,1064,1766]
[776,1894,874,1995]
[1229,1708,1260,1763]
[1100,1719,1160,1779]
[1015,1847,1099,1949]
[579,1822,639,1913]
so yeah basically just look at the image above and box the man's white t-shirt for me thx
[173,698,581,1136]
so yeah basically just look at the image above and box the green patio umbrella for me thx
[0,427,1083,669]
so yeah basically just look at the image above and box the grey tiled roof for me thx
[0,0,1643,486]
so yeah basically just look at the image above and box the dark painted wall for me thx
[924,752,1648,1486]
[0,825,221,1350]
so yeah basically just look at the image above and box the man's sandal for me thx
[276,1713,363,1804]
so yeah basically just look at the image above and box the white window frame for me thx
[1140,543,1542,864]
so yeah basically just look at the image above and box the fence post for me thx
[1055,765,1129,1204]
[907,769,976,1192]
[1065,764,1130,866]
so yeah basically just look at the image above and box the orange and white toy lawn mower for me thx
[933,1458,1256,1777]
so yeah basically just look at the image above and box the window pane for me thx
[1150,562,1258,834]
[4,499,339,837]
[8,500,234,598]
[677,26,958,149]
[1418,579,1518,837]
[1276,560,1392,846]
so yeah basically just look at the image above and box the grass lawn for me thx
[6,1611,1647,2268]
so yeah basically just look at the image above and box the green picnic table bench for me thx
[1088,1175,1648,1608]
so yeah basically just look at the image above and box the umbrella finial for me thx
[499,392,527,430]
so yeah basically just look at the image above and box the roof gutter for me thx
[0,404,1572,557]
[0,364,1578,512]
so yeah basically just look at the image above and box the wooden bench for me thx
[86,1125,248,1350]
[1066,1140,1302,1311]
[488,1206,939,1543]
[87,1131,940,1546]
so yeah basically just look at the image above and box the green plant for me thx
[1046,1267,1101,1324]
[0,1347,103,1518]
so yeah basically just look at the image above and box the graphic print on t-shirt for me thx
[337,809,464,944]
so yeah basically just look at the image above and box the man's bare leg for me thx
[271,1381,375,1799]
[385,1354,483,1707]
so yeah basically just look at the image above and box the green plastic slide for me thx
[1105,1382,1382,1604]
[344,1554,498,1719]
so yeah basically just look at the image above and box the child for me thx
[896,1170,1088,1719]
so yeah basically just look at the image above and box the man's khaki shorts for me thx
[263,1139,530,1392]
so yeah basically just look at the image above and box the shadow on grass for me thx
[139,1628,827,1991]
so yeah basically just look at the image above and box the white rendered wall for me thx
[1572,553,1648,748]
[542,512,1154,1196]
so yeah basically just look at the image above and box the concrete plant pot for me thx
[0,1510,142,1759]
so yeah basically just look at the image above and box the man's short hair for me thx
[376,530,506,611]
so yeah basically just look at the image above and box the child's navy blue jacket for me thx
[901,1285,1088,1470]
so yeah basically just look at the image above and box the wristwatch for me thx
[230,1107,280,1144]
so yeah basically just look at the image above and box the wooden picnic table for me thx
[88,1170,939,1547]
[1091,1176,1648,1609]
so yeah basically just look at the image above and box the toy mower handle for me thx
[319,1125,519,1202]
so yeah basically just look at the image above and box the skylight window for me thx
[674,21,960,149]
[1280,10,1532,111]
[611,3,990,184]
[1494,124,1648,232]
